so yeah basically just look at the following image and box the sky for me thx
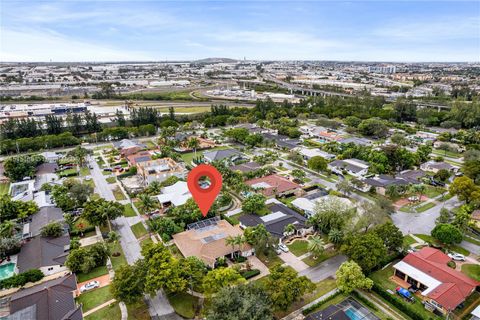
[1,1,479,62]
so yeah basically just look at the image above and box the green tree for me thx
[372,222,403,252]
[336,180,353,196]
[242,194,267,214]
[307,236,325,259]
[336,261,373,293]
[4,155,44,181]
[358,118,388,138]
[202,267,246,295]
[68,146,89,168]
[207,284,273,320]
[291,169,306,181]
[343,232,387,273]
[309,197,354,234]
[431,223,463,245]
[449,176,480,204]
[307,156,327,172]
[178,256,208,291]
[110,261,147,304]
[137,194,157,214]
[263,266,315,311]
[328,228,344,245]
[40,221,64,238]
[82,199,124,231]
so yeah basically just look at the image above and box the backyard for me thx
[84,303,121,320]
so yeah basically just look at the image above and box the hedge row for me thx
[69,226,96,237]
[240,269,260,279]
[0,269,44,289]
[371,284,435,320]
[302,290,342,315]
[350,291,378,311]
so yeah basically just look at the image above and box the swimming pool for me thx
[0,263,16,280]
[344,307,364,320]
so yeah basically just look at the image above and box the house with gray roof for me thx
[4,274,82,320]
[328,158,370,177]
[23,207,65,239]
[203,148,244,163]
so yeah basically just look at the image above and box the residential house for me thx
[113,139,147,156]
[230,161,262,173]
[137,158,186,185]
[433,141,465,153]
[126,151,152,166]
[328,159,370,177]
[420,161,456,174]
[245,174,300,197]
[17,234,70,276]
[239,199,313,241]
[296,147,336,160]
[292,193,352,218]
[9,180,35,202]
[338,137,373,146]
[203,148,244,164]
[2,274,82,320]
[156,181,191,207]
[22,206,65,239]
[392,247,480,315]
[261,133,300,149]
[357,175,412,195]
[173,217,253,268]
[39,151,62,163]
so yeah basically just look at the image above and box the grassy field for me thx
[110,242,128,271]
[106,176,117,184]
[126,300,150,320]
[77,265,109,283]
[403,235,417,247]
[461,264,480,281]
[140,237,153,248]
[131,222,148,239]
[414,234,470,256]
[112,187,126,200]
[415,201,436,213]
[0,182,10,195]
[85,303,121,320]
[424,186,446,198]
[76,285,114,312]
[167,292,199,319]
[123,203,137,217]
[287,240,309,257]
[302,251,337,267]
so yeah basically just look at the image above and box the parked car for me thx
[80,280,100,293]
[448,253,465,261]
[103,168,113,172]
[278,243,289,253]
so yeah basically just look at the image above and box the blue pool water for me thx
[0,263,15,280]
[345,307,363,320]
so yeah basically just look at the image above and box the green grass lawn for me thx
[59,168,79,177]
[112,187,126,200]
[432,149,462,159]
[302,250,337,267]
[110,242,127,271]
[140,237,153,248]
[415,201,436,213]
[226,212,242,225]
[461,264,480,281]
[80,167,90,177]
[424,186,446,199]
[414,234,470,256]
[144,141,156,149]
[403,235,417,247]
[84,303,121,320]
[167,292,199,319]
[126,300,150,320]
[76,285,114,312]
[76,265,109,283]
[0,182,10,195]
[123,203,137,217]
[287,240,309,257]
[106,176,117,184]
[131,222,148,239]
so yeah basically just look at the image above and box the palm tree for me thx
[226,235,245,258]
[138,194,156,214]
[284,224,296,237]
[308,236,325,259]
[328,229,343,246]
[69,146,89,168]
[0,220,17,238]
[410,184,426,202]
[187,137,200,158]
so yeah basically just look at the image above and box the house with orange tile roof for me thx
[245,174,300,197]
[392,247,480,314]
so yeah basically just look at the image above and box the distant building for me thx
[230,161,262,173]
[296,147,336,160]
[156,181,191,207]
[292,194,352,218]
[137,158,186,185]
[245,174,300,197]
[328,159,370,177]
[368,65,397,74]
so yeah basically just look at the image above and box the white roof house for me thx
[297,147,336,160]
[292,195,352,218]
[156,181,192,207]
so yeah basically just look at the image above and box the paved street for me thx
[88,156,179,319]
[299,254,347,282]
[391,196,461,235]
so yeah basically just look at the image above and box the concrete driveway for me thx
[279,251,310,272]
[299,254,347,283]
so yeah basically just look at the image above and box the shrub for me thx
[0,269,44,289]
[240,269,260,280]
[69,226,96,237]
[303,291,342,315]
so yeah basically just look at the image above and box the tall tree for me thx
[336,261,373,293]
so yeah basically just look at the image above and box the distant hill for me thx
[194,57,238,64]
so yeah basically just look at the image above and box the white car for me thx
[448,253,466,261]
[80,280,100,293]
[278,243,289,253]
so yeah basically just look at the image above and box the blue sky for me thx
[1,1,479,62]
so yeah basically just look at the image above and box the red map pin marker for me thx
[187,164,223,217]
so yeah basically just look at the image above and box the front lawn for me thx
[110,242,127,271]
[287,240,309,257]
[76,265,108,283]
[80,167,90,177]
[0,182,10,195]
[424,186,445,199]
[106,176,117,184]
[257,253,283,269]
[112,187,126,200]
[84,303,121,320]
[462,264,480,281]
[140,237,153,248]
[123,204,137,217]
[167,292,199,319]
[403,235,417,247]
[416,202,436,213]
[76,285,114,312]
[131,222,148,239]
[302,251,337,267]
[414,234,470,256]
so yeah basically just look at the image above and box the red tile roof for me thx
[245,174,300,196]
[402,247,479,310]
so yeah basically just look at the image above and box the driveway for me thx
[299,254,347,283]
[76,274,111,296]
[392,196,461,235]
[247,256,270,280]
[279,251,309,272]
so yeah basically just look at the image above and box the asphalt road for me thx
[88,156,180,319]
[298,254,347,282]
